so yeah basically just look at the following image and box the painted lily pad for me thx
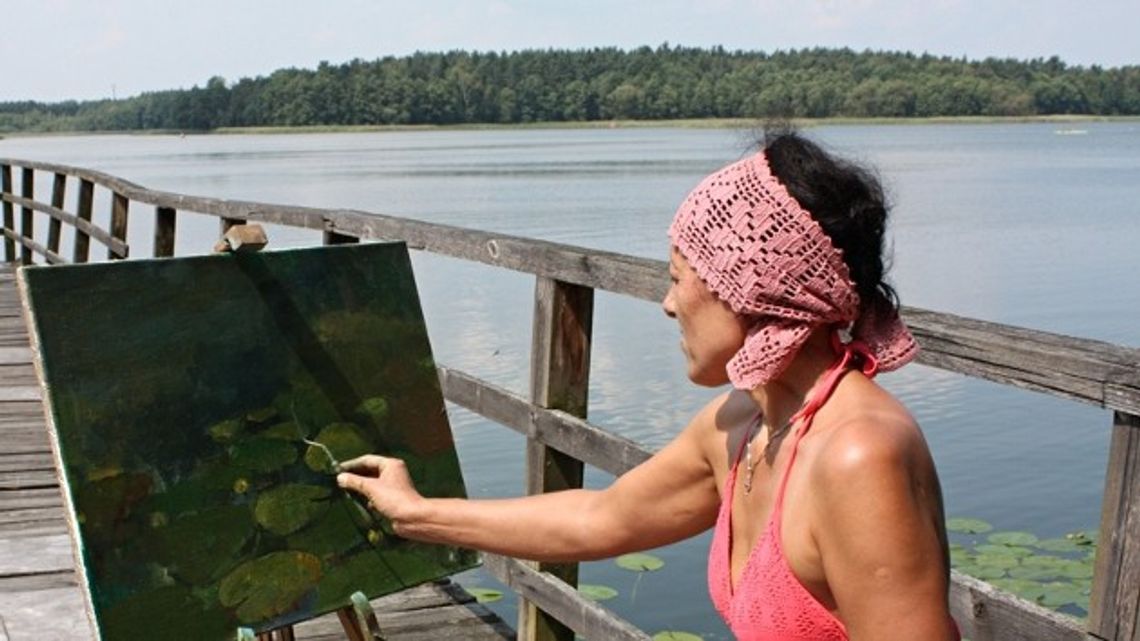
[946,517,993,534]
[230,438,298,473]
[988,531,1039,547]
[261,421,305,441]
[152,504,253,584]
[616,553,665,572]
[578,584,619,601]
[254,484,332,536]
[653,632,704,641]
[466,587,504,604]
[304,423,374,473]
[287,500,368,557]
[246,406,279,425]
[356,397,390,425]
[218,551,323,624]
[208,419,244,443]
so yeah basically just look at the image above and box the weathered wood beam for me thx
[154,206,176,258]
[19,168,33,266]
[0,193,127,257]
[1089,412,1140,640]
[108,192,129,260]
[437,367,652,477]
[47,173,65,255]
[1,164,14,262]
[73,178,93,263]
[518,277,593,641]
[484,554,651,641]
[949,570,1088,641]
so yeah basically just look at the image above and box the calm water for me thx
[3,124,1138,638]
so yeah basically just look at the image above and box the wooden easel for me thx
[236,591,385,641]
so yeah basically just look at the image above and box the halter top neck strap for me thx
[754,328,880,513]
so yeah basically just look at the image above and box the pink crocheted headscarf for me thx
[668,151,918,389]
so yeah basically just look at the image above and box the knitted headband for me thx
[668,151,918,389]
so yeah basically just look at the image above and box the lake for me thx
[2,123,1138,638]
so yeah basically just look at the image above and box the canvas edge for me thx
[16,265,102,641]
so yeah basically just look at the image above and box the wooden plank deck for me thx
[0,263,514,641]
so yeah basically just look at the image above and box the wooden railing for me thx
[3,157,1139,641]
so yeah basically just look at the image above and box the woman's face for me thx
[662,246,748,387]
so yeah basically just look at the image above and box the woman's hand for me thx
[336,455,426,535]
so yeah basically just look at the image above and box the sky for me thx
[4,0,1139,103]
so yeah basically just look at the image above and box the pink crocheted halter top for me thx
[707,338,860,641]
[707,337,960,641]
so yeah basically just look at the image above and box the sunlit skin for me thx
[338,247,956,640]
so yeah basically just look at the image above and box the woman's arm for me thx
[336,394,728,562]
[812,420,956,641]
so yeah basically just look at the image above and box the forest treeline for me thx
[2,46,1138,132]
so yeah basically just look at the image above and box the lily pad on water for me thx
[219,551,322,624]
[973,553,1019,571]
[946,517,993,534]
[1039,582,1088,608]
[255,484,332,536]
[616,553,665,572]
[1034,538,1082,553]
[466,587,504,603]
[991,578,1048,602]
[578,584,619,601]
[652,632,704,641]
[957,563,1007,580]
[974,544,1034,558]
[988,531,1039,547]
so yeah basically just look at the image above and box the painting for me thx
[18,242,479,640]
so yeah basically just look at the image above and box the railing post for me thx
[48,172,66,256]
[109,192,129,260]
[1089,411,1140,640]
[154,207,177,258]
[1,164,13,262]
[74,179,94,263]
[20,168,33,265]
[519,276,593,641]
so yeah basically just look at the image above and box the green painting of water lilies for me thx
[19,243,478,640]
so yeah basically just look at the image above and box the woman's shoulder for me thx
[809,374,929,482]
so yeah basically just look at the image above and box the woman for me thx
[338,130,958,640]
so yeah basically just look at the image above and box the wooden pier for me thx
[2,157,1140,641]
[0,263,514,641]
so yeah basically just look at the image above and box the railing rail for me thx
[3,158,1138,641]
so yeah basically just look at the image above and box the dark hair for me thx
[761,127,900,319]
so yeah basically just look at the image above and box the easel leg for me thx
[337,591,384,641]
